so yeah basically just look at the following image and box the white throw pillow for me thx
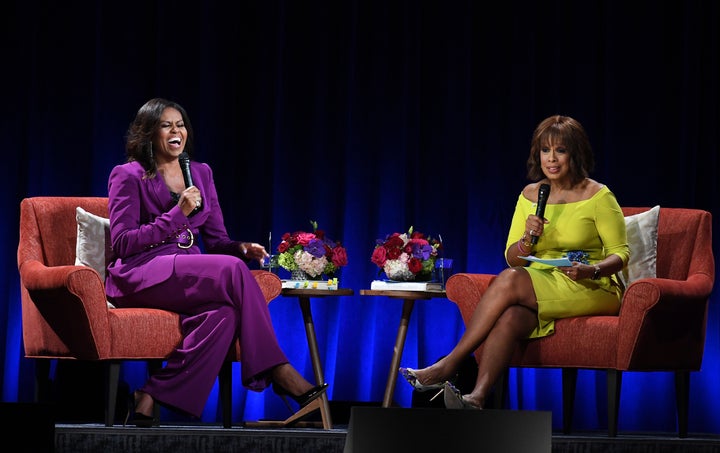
[75,207,115,308]
[619,205,660,288]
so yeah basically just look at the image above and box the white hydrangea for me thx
[383,257,415,281]
[294,250,328,278]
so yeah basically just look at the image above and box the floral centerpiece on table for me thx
[276,221,348,279]
[371,226,441,281]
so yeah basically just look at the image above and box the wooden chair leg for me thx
[219,361,233,428]
[146,360,163,422]
[607,369,621,437]
[561,368,578,434]
[33,359,52,403]
[675,370,690,438]
[247,398,324,428]
[493,368,509,409]
[105,361,120,427]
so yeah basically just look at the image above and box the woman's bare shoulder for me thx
[521,181,543,201]
[584,178,605,196]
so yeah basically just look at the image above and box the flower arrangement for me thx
[276,221,348,278]
[371,226,441,281]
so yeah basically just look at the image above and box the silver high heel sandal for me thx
[399,367,446,401]
[443,381,481,409]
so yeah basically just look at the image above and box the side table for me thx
[359,289,446,407]
[275,287,353,429]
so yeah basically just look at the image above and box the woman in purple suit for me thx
[106,98,327,426]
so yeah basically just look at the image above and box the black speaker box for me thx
[344,407,551,453]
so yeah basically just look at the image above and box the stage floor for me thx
[51,422,720,453]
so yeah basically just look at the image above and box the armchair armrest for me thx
[250,270,282,303]
[19,259,111,358]
[445,273,497,325]
[616,274,714,370]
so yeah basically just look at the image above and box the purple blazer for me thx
[105,160,245,299]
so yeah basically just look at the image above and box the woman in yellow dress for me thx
[399,114,629,408]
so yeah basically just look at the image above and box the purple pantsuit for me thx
[105,160,287,418]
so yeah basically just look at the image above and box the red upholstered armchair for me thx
[17,196,282,427]
[445,207,714,438]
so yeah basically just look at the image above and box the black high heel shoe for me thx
[272,382,329,412]
[124,391,158,427]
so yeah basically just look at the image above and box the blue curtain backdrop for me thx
[3,0,719,433]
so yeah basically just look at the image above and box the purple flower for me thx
[305,238,326,258]
[412,243,434,260]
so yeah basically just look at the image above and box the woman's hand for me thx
[558,263,593,281]
[241,242,270,266]
[179,186,202,217]
[525,214,548,243]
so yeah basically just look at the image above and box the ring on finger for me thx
[530,229,535,235]
[195,200,200,207]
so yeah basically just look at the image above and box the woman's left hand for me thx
[558,263,591,280]
[241,242,270,266]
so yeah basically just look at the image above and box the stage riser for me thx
[52,425,720,453]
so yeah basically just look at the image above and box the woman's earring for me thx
[149,142,154,160]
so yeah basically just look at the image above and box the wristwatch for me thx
[592,265,601,280]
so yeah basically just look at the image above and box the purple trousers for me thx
[112,254,288,417]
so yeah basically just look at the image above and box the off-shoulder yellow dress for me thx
[505,185,630,338]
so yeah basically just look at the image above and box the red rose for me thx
[296,232,315,246]
[407,257,423,274]
[386,247,402,260]
[384,234,404,250]
[332,246,348,267]
[408,238,429,247]
[371,247,387,267]
[277,241,290,253]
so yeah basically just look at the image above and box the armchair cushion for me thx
[75,207,115,308]
[75,207,112,280]
[619,205,660,288]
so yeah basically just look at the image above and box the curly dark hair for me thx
[526,115,594,187]
[125,98,195,178]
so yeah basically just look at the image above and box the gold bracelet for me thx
[517,234,532,255]
[520,232,533,249]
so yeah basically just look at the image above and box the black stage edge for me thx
[3,401,716,453]
[54,423,720,453]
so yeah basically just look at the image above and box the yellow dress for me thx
[505,185,630,338]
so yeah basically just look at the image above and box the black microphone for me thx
[179,152,194,188]
[179,152,199,216]
[531,183,550,245]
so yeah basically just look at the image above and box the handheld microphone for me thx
[179,152,194,188]
[178,152,199,216]
[531,183,550,245]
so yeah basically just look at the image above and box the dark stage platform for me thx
[4,402,720,453]
[52,423,720,453]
